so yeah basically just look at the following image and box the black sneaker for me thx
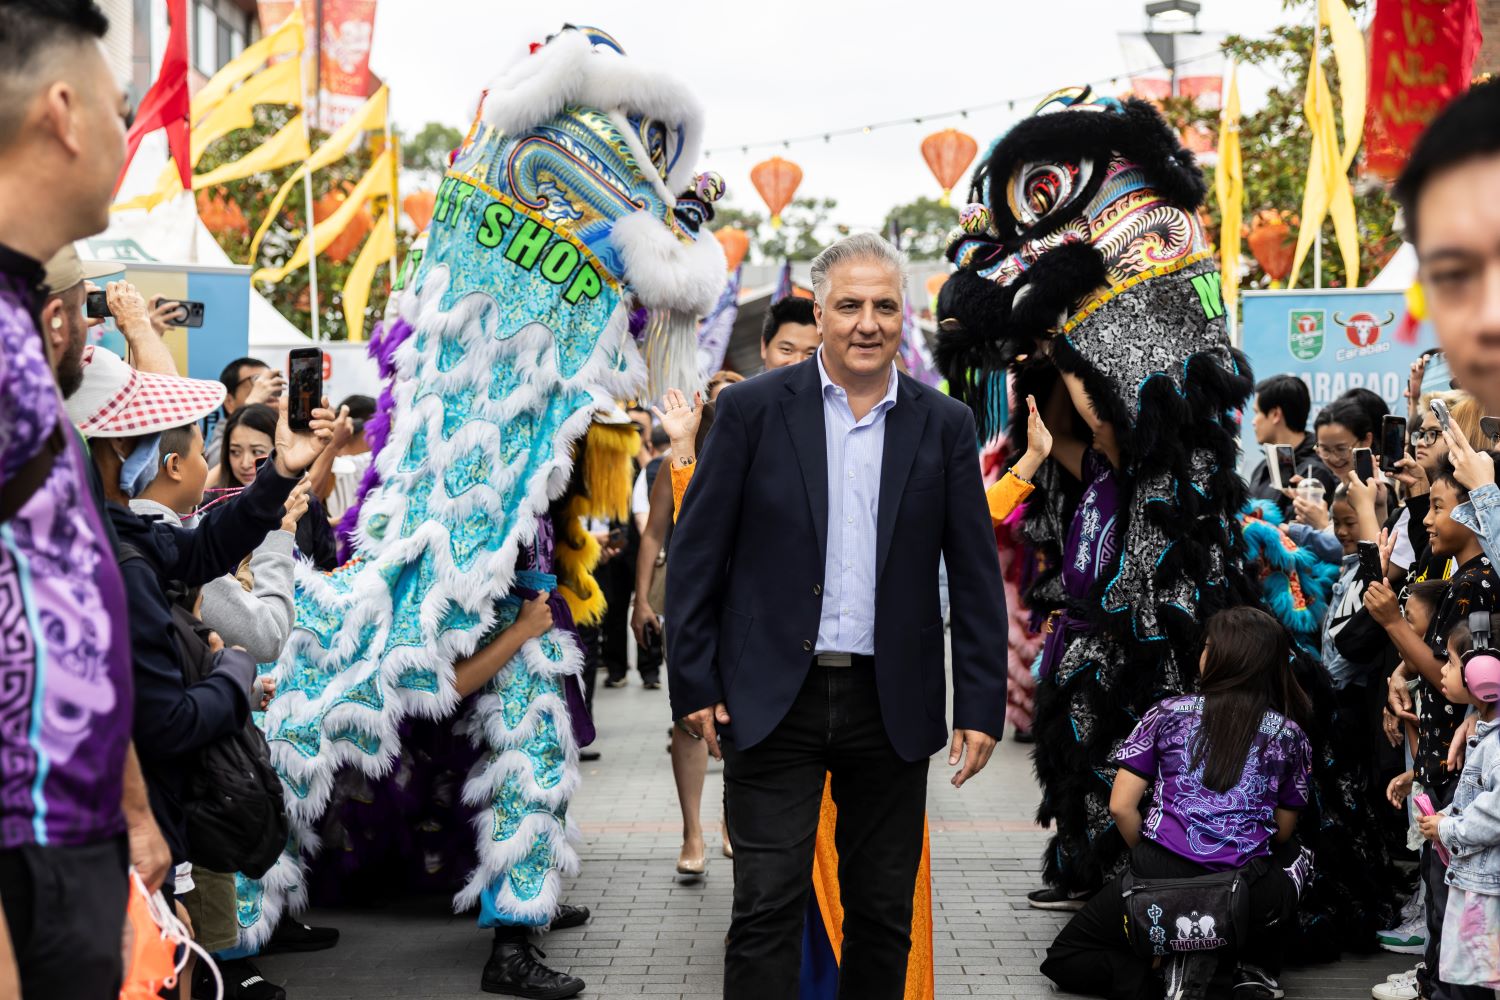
[551,903,590,930]
[578,748,601,761]
[1163,953,1216,1000]
[603,676,627,689]
[263,919,340,954]
[1232,965,1285,999]
[1026,885,1090,910]
[199,958,285,1000]
[481,934,585,998]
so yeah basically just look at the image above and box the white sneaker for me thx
[1377,885,1427,954]
[1371,967,1420,1000]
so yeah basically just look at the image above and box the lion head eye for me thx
[1008,159,1093,230]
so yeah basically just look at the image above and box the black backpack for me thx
[117,540,289,878]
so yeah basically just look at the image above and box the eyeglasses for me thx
[1410,429,1442,447]
[1314,443,1354,459]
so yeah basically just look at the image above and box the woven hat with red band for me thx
[65,346,227,439]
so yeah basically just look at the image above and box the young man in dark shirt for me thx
[1248,374,1336,513]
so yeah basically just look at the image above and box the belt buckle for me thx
[817,652,853,668]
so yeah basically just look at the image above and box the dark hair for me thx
[1406,579,1449,615]
[1191,607,1312,794]
[761,296,816,346]
[695,401,717,453]
[216,403,277,486]
[650,425,670,449]
[1254,375,1311,432]
[156,423,198,466]
[1395,81,1500,244]
[1338,387,1390,430]
[0,0,109,147]
[1448,621,1475,659]
[218,356,268,395]
[1314,397,1373,443]
[338,394,377,421]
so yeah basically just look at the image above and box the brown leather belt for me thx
[814,652,874,669]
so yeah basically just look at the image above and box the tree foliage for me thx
[1162,0,1399,290]
[882,196,958,260]
[400,121,463,175]
[195,104,412,341]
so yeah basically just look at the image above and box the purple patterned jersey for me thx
[1113,695,1311,870]
[0,254,132,849]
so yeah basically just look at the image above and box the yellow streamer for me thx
[191,114,311,189]
[190,57,303,163]
[342,206,395,343]
[1215,62,1243,317]
[253,148,394,285]
[1289,0,1366,288]
[193,16,304,119]
[249,87,389,263]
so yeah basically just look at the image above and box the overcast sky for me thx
[368,0,1308,229]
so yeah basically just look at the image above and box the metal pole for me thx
[296,0,320,341]
[1314,227,1323,290]
[383,113,400,297]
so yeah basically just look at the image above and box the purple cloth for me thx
[1038,449,1121,678]
[1112,694,1312,870]
[0,257,133,850]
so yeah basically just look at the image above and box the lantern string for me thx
[702,47,1228,156]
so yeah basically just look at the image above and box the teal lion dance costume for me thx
[237,26,726,946]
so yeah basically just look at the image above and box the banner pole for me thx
[384,113,400,292]
[296,0,321,342]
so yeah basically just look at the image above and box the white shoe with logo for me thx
[1370,967,1421,1000]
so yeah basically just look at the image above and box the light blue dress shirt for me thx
[815,349,899,655]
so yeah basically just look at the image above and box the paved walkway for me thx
[259,678,1409,999]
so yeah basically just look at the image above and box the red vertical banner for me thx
[316,0,378,131]
[1364,0,1483,179]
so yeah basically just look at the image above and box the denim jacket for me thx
[1440,717,1500,893]
[1455,483,1500,567]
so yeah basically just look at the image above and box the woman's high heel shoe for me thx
[676,846,706,878]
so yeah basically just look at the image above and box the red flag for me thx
[116,0,190,196]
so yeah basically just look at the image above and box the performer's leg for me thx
[1040,881,1155,1000]
[825,668,927,1000]
[721,668,829,1000]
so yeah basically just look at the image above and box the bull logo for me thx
[1334,311,1395,348]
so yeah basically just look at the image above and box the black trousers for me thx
[1042,838,1304,1000]
[721,664,927,1000]
[0,837,129,1000]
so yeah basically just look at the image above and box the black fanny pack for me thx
[1119,861,1259,959]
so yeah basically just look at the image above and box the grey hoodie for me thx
[128,498,296,664]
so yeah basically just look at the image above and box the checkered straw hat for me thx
[65,346,227,439]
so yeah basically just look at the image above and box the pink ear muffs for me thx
[1462,651,1500,704]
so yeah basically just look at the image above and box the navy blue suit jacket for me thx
[665,359,1007,762]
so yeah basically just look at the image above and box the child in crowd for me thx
[1417,622,1500,999]
[1042,607,1313,1000]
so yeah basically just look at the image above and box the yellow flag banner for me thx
[1289,0,1366,288]
[190,56,303,163]
[1214,63,1243,317]
[193,113,311,188]
[253,147,394,285]
[248,86,389,263]
[193,16,304,120]
[343,205,396,342]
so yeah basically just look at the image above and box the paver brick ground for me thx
[260,678,1409,998]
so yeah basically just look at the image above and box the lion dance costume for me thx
[935,87,1255,894]
[235,26,726,948]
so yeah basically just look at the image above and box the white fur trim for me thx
[481,29,704,197]
[612,210,727,314]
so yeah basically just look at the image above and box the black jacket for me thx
[665,360,1007,761]
[1248,434,1337,515]
[111,457,297,862]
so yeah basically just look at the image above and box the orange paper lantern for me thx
[920,129,979,207]
[714,227,750,272]
[196,190,249,238]
[1248,209,1295,284]
[750,156,802,228]
[314,186,373,263]
[403,189,436,232]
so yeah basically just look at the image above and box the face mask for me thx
[117,432,162,499]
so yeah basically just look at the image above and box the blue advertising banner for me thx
[1236,288,1436,474]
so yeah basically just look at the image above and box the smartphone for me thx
[157,298,204,328]
[85,289,109,318]
[1432,398,1452,433]
[1483,416,1500,444]
[1353,447,1376,483]
[287,348,323,431]
[1380,415,1408,472]
[1356,540,1383,584]
[1264,443,1296,491]
[1413,792,1452,865]
[641,619,663,658]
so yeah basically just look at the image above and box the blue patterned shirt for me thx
[814,350,898,656]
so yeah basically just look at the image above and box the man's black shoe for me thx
[263,919,340,954]
[578,748,601,761]
[551,903,590,930]
[481,935,585,998]
[1026,885,1090,910]
[197,957,285,1000]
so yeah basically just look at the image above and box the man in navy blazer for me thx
[666,233,1007,999]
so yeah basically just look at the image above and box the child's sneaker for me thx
[1371,967,1421,1000]
[1377,885,1427,955]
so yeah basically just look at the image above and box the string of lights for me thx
[702,46,1231,157]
